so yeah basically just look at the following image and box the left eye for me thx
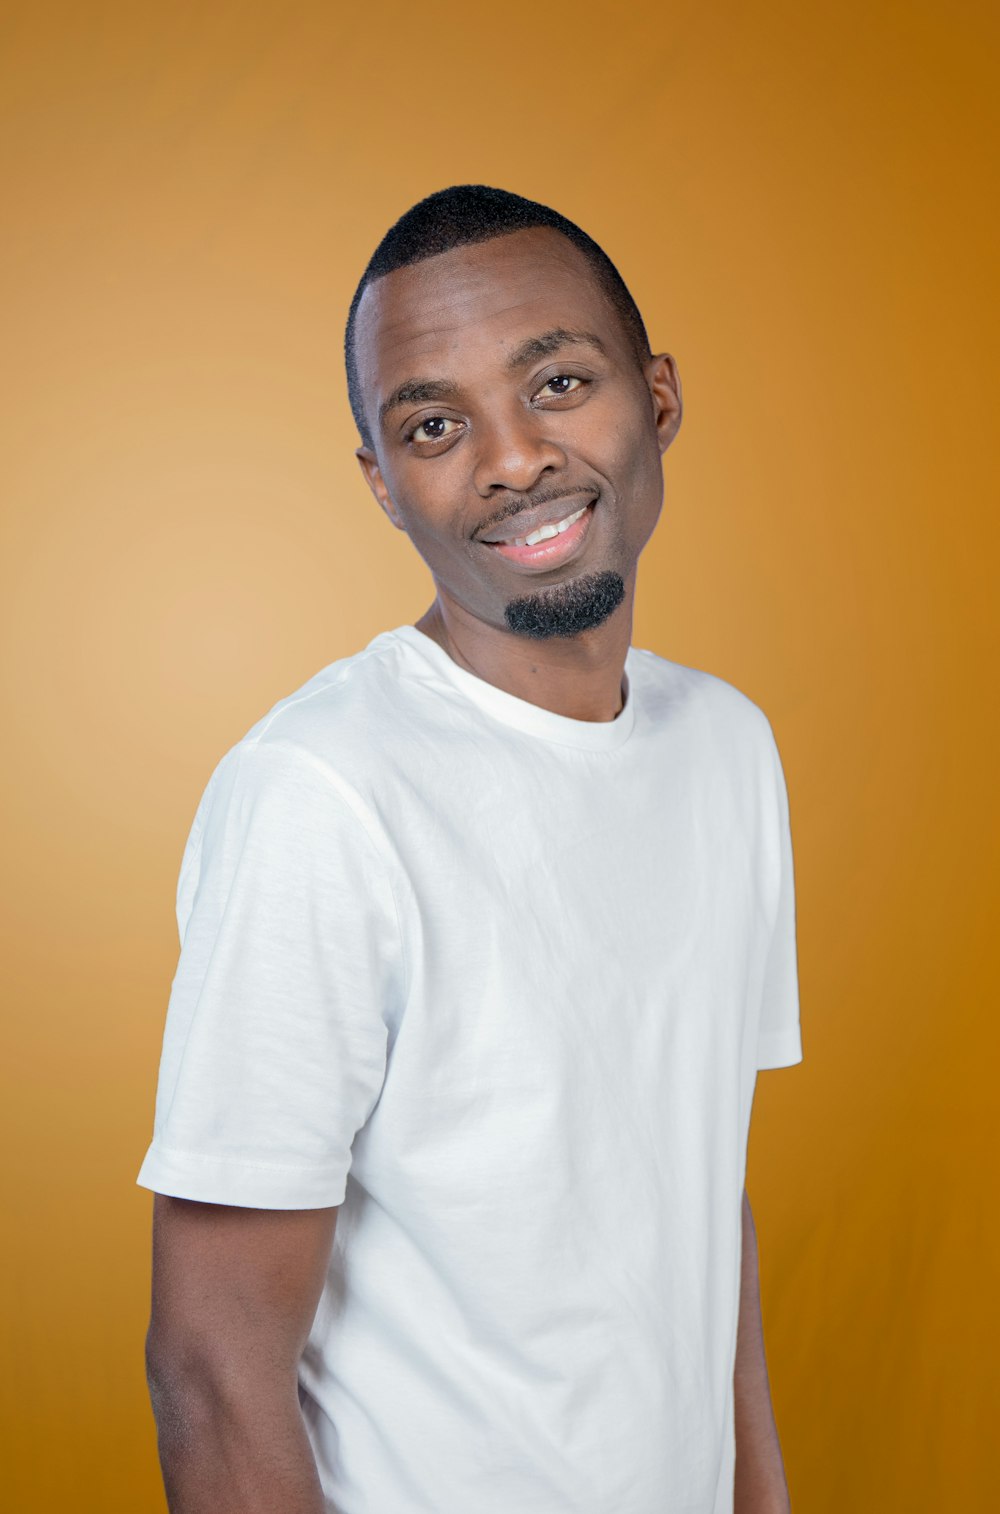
[539,374,584,397]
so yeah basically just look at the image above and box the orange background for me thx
[1,2,996,1508]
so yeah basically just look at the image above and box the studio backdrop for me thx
[1,3,995,1510]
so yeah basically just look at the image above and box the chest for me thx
[379,739,766,1071]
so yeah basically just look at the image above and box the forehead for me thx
[354,227,630,403]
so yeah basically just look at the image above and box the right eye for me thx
[409,416,460,443]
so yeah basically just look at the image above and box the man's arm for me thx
[145,1194,339,1514]
[733,1188,792,1514]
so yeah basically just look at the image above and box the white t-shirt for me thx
[137,624,803,1514]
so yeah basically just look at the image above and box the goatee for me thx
[503,570,626,639]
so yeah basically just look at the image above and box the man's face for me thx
[353,227,682,640]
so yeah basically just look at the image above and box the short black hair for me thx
[345,184,652,449]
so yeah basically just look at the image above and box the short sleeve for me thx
[136,738,405,1208]
[755,733,804,1070]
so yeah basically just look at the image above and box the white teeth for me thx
[514,504,588,548]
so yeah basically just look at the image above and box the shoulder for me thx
[629,648,791,857]
[190,632,409,843]
[629,644,779,761]
[240,632,403,766]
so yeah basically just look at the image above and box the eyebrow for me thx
[377,327,608,432]
[505,326,608,370]
[378,379,460,431]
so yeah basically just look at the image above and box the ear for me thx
[355,446,406,531]
[645,353,683,456]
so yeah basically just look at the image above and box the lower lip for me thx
[482,502,596,571]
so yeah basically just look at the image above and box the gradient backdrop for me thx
[1,2,996,1509]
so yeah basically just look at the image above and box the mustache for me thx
[476,485,599,538]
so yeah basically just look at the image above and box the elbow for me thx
[144,1316,298,1445]
[144,1323,207,1451]
[145,1313,201,1397]
[144,1317,245,1455]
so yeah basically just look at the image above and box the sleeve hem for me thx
[135,1143,348,1210]
[756,1025,803,1070]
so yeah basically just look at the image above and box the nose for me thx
[471,407,568,497]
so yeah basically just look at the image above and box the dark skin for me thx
[353,226,683,723]
[146,228,790,1514]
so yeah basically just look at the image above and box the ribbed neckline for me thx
[381,624,637,752]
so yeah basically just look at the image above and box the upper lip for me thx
[477,491,596,545]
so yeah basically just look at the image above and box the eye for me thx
[537,374,586,399]
[408,416,460,443]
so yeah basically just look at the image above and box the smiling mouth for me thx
[477,489,598,545]
[501,502,590,548]
[480,500,596,570]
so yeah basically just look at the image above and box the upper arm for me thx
[138,742,401,1212]
[147,1194,339,1389]
[755,728,803,1071]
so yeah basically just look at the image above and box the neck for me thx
[413,582,635,723]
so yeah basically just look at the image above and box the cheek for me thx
[584,382,658,468]
[379,454,447,526]
[380,463,471,562]
[600,409,662,506]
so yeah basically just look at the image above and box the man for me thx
[138,184,803,1514]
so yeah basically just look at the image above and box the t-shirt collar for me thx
[385,624,637,752]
